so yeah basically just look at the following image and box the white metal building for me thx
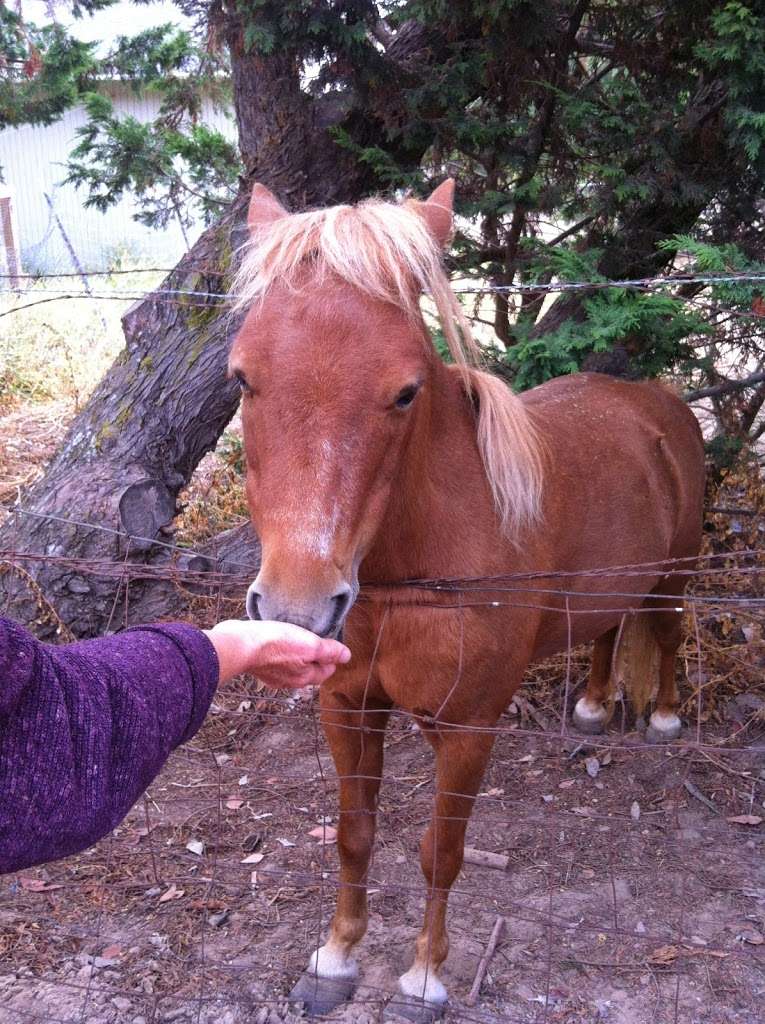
[0,81,236,278]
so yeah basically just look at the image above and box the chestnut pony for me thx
[229,181,705,1020]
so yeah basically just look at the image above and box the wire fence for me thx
[3,267,765,290]
[2,269,765,322]
[1,505,764,1024]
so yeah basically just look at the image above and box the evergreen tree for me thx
[2,1,764,633]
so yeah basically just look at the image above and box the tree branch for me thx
[546,214,598,249]
[370,17,395,49]
[684,371,765,403]
[575,32,615,56]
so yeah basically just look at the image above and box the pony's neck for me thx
[361,357,487,584]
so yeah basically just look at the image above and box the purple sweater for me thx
[0,617,219,875]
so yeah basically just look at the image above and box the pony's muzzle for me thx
[246,579,354,638]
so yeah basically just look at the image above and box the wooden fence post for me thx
[0,186,21,289]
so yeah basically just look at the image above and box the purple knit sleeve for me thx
[0,618,219,875]
[0,617,38,718]
[96,623,220,744]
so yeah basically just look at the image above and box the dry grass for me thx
[175,421,249,547]
[0,401,68,509]
[0,275,160,526]
[0,273,156,406]
[0,275,246,537]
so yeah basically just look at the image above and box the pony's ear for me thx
[247,183,288,234]
[415,179,455,248]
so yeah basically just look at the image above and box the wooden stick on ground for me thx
[465,915,506,1006]
[463,847,510,871]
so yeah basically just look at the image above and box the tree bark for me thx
[0,15,441,636]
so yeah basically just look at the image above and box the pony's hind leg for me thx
[289,689,390,1016]
[644,581,684,743]
[385,727,495,1023]
[572,626,618,734]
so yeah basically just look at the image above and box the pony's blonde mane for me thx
[234,195,543,534]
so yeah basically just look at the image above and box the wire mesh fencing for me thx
[1,517,764,1024]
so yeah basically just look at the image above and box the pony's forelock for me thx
[234,198,480,367]
[233,195,543,535]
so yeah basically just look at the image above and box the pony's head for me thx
[229,181,541,636]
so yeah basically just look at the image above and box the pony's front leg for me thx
[289,688,390,1016]
[387,727,495,1023]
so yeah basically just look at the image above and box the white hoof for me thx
[307,943,359,981]
[572,697,607,735]
[398,965,448,1006]
[645,710,681,744]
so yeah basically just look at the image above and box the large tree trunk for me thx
[0,16,438,636]
[0,205,249,636]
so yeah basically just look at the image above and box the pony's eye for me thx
[235,372,253,396]
[394,384,421,410]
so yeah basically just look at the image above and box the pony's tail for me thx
[611,613,660,718]
[460,367,544,536]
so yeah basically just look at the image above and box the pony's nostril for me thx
[246,585,262,621]
[328,586,353,632]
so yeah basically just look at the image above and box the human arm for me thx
[0,615,37,718]
[0,615,350,875]
[0,617,219,874]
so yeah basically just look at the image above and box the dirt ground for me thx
[1,680,764,1024]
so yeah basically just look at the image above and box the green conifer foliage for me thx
[3,1,765,448]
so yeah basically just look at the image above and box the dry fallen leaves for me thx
[648,944,679,965]
[727,814,763,826]
[19,878,63,893]
[159,884,184,903]
[584,756,600,778]
[308,825,338,844]
[648,944,729,966]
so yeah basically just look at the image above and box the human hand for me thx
[204,619,351,688]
